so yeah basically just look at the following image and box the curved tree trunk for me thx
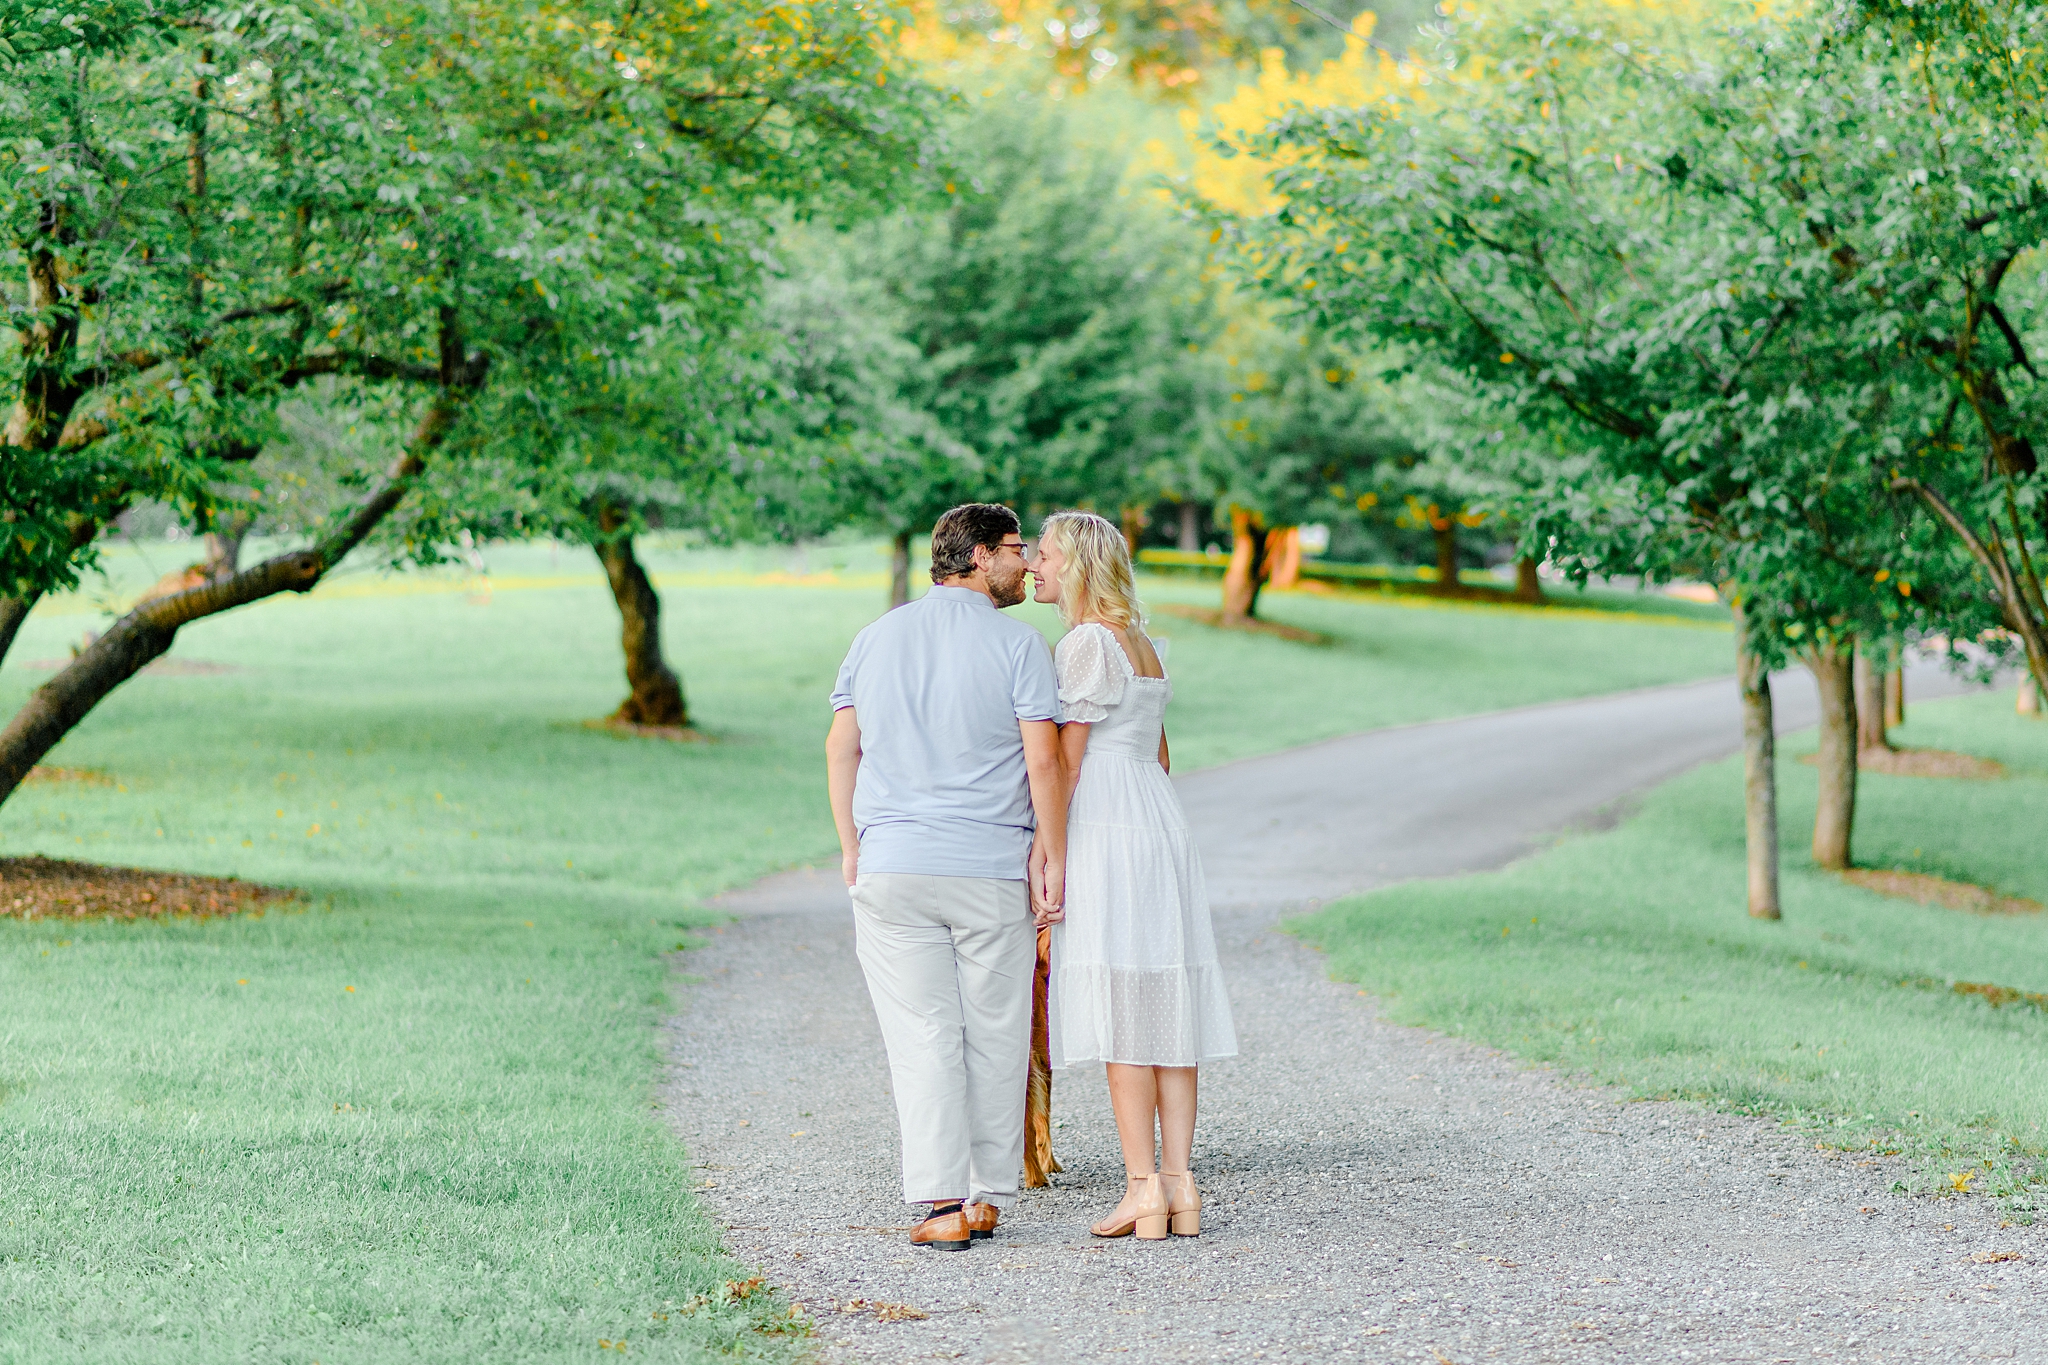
[0,323,483,810]
[1221,508,1270,621]
[1734,606,1780,919]
[888,529,911,610]
[0,594,38,670]
[1803,642,1858,871]
[1514,556,1544,603]
[0,437,449,805]
[1853,648,1891,753]
[1432,518,1460,596]
[0,504,132,671]
[595,501,687,729]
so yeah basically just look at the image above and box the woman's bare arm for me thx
[1059,721,1091,805]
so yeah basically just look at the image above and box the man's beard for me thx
[987,561,1028,607]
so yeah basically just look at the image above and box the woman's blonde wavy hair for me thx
[1039,510,1144,633]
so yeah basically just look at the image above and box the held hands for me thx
[1030,837,1066,927]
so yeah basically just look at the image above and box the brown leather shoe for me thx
[964,1202,1000,1241]
[910,1206,972,1250]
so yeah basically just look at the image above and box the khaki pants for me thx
[849,873,1035,1207]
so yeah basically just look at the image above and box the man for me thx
[826,503,1067,1251]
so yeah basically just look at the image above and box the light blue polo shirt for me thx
[830,585,1060,880]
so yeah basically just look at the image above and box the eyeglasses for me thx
[994,538,1039,563]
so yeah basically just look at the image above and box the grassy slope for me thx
[0,540,1736,1362]
[1292,692,2048,1210]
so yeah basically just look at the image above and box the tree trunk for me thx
[2022,674,2043,716]
[1118,504,1146,557]
[0,330,483,810]
[1022,926,1061,1187]
[1853,648,1891,753]
[0,503,129,671]
[203,512,251,582]
[1177,502,1201,553]
[888,530,912,610]
[1803,642,1858,871]
[595,501,687,729]
[1221,508,1269,621]
[1884,668,1904,729]
[1265,526,1301,589]
[0,594,38,670]
[1432,518,1459,596]
[1513,556,1543,603]
[1735,607,1780,919]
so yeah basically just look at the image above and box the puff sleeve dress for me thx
[1048,622,1238,1069]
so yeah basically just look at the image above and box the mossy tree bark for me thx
[1803,642,1858,870]
[594,500,687,729]
[888,530,911,610]
[1734,607,1780,919]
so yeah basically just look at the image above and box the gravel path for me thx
[660,671,2041,1363]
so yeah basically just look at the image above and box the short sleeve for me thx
[1012,632,1059,722]
[829,639,859,712]
[1056,623,1129,724]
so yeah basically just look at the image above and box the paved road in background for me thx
[663,663,2036,1364]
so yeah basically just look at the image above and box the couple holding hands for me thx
[826,504,1238,1249]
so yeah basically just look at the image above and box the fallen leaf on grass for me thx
[1971,1251,2025,1264]
[722,1278,764,1303]
[1950,1171,1978,1193]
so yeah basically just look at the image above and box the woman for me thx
[1030,510,1237,1240]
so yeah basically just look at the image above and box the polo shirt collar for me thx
[926,585,995,609]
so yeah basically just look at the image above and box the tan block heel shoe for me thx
[1161,1171,1200,1236]
[1090,1174,1170,1240]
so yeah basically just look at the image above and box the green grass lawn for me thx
[1292,691,2048,1213]
[0,537,1739,1361]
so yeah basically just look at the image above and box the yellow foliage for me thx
[1172,13,1424,217]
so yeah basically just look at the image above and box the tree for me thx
[778,92,1222,605]
[1209,0,1987,907]
[1203,313,1407,618]
[0,0,941,795]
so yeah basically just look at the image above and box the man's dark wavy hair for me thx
[929,503,1020,584]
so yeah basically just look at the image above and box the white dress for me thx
[1048,622,1238,1069]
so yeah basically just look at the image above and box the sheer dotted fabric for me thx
[1049,623,1239,1069]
